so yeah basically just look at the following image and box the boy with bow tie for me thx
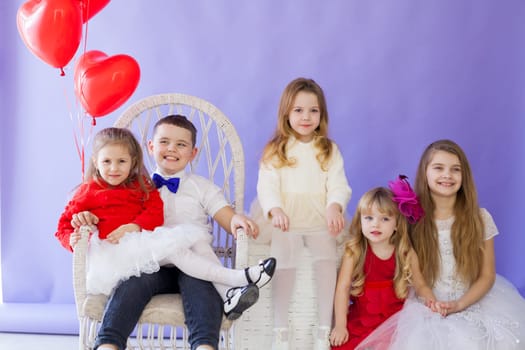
[92,115,276,350]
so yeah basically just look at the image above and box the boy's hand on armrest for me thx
[231,213,259,239]
[214,206,258,238]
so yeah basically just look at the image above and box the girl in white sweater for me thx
[257,78,352,350]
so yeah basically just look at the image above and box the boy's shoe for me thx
[245,257,277,288]
[224,284,259,320]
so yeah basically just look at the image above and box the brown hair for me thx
[412,139,484,287]
[153,114,197,147]
[344,187,412,299]
[86,127,152,196]
[261,78,333,170]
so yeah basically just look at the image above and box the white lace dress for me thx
[357,209,525,350]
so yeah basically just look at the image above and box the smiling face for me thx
[288,91,321,142]
[148,123,198,176]
[426,150,462,200]
[360,203,398,247]
[94,143,133,186]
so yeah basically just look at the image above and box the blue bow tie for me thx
[152,173,180,193]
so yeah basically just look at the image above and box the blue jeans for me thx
[94,266,223,350]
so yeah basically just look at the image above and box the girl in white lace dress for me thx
[357,139,525,350]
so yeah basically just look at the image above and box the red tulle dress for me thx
[332,246,404,350]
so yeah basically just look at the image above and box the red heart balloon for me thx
[80,0,111,23]
[74,50,141,117]
[17,0,82,70]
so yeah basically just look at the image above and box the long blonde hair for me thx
[86,127,153,197]
[345,187,412,299]
[412,139,484,287]
[261,77,333,170]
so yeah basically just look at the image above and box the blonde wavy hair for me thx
[261,77,333,170]
[345,187,412,299]
[412,139,484,287]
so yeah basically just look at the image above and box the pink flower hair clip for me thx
[388,175,424,224]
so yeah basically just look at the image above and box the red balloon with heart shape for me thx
[17,0,83,70]
[80,0,111,23]
[74,50,140,117]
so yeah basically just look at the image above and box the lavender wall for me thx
[1,0,524,334]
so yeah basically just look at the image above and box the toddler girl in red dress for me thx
[330,176,425,349]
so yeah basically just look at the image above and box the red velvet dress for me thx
[332,246,404,350]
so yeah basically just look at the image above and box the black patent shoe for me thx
[245,257,276,289]
[224,284,260,320]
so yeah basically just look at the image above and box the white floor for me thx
[0,332,79,349]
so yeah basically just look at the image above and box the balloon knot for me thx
[91,117,96,126]
[60,68,65,76]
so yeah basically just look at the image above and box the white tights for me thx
[161,241,263,303]
[160,241,245,302]
[271,233,337,329]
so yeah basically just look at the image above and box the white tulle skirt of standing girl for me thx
[356,275,525,350]
[86,224,210,296]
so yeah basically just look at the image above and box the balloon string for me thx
[72,3,93,182]
[71,112,84,181]
[82,7,89,54]
[83,119,95,183]
[63,81,89,182]
[76,114,95,183]
[61,77,83,181]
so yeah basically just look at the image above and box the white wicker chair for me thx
[72,93,252,350]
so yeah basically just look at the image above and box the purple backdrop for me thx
[1,0,524,334]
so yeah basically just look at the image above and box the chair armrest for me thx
[235,227,249,269]
[72,226,90,317]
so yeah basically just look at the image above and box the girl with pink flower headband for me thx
[330,176,428,349]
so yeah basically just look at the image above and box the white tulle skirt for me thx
[356,275,525,350]
[86,224,211,295]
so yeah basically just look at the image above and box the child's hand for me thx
[326,203,345,236]
[426,299,454,316]
[230,213,259,239]
[106,224,140,244]
[269,207,289,232]
[69,229,82,249]
[69,227,93,249]
[71,211,99,230]
[329,325,349,347]
[425,299,441,313]
[435,300,462,316]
